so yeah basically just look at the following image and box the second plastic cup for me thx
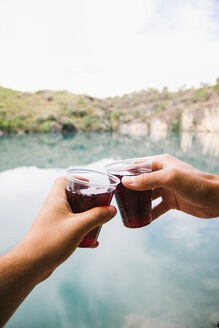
[106,158,152,228]
[66,168,120,248]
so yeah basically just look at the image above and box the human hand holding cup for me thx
[66,169,119,247]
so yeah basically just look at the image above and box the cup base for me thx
[124,220,152,229]
[78,243,97,248]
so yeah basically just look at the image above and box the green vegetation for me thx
[0,78,219,134]
[0,87,109,133]
[170,120,182,133]
[191,84,210,102]
[214,78,219,93]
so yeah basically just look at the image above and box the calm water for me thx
[0,132,219,328]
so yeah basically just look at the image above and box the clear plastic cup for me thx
[66,168,120,248]
[106,158,152,228]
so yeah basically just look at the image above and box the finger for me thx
[45,176,73,213]
[122,169,170,191]
[151,154,195,172]
[73,205,117,234]
[71,175,89,182]
[131,156,163,171]
[152,156,165,171]
[48,176,67,200]
[152,200,170,221]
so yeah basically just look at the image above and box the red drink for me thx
[106,159,152,228]
[66,169,119,248]
[114,172,152,228]
[66,188,114,247]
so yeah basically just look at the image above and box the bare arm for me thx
[0,177,116,327]
[0,246,40,327]
[122,154,219,220]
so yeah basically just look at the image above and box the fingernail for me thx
[108,205,117,217]
[122,176,135,185]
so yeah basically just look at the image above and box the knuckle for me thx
[134,173,150,190]
[161,153,169,158]
[159,154,173,168]
[162,153,173,160]
[55,176,67,187]
[165,168,179,185]
[54,176,64,184]
[139,173,148,187]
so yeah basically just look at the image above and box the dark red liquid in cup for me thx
[114,171,152,228]
[66,188,114,247]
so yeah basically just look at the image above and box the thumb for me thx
[73,205,117,235]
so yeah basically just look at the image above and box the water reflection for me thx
[1,133,219,328]
[181,132,193,153]
[1,159,219,328]
[180,131,219,158]
[1,131,219,174]
[197,132,219,157]
[122,314,182,328]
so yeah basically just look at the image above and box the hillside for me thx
[0,80,219,134]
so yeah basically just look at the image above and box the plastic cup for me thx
[106,158,152,228]
[66,168,120,248]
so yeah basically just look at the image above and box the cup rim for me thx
[105,157,152,172]
[66,168,120,188]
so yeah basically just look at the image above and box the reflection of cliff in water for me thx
[181,131,219,157]
[0,132,219,174]
[180,132,219,168]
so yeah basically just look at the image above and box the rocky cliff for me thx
[0,81,219,134]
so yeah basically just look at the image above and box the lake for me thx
[0,132,219,328]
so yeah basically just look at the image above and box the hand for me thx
[122,154,219,220]
[19,176,117,280]
[0,177,116,327]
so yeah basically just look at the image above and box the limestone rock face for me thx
[182,103,219,132]
[181,108,194,130]
[150,116,168,141]
[201,105,219,131]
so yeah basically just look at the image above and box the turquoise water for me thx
[0,132,219,328]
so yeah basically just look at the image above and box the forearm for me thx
[0,244,42,327]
